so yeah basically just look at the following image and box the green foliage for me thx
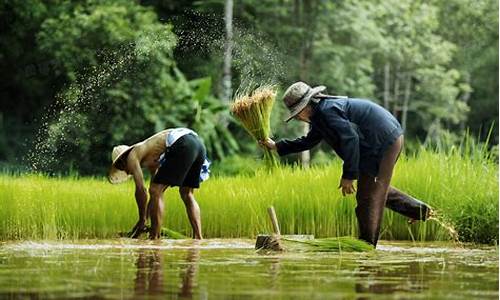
[210,155,263,177]
[29,0,177,174]
[436,0,499,143]
[27,0,237,174]
[165,74,240,160]
[0,0,497,175]
[1,147,497,244]
[316,0,469,140]
[239,0,495,146]
[160,227,188,239]
[37,0,167,81]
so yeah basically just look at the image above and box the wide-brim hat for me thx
[283,81,326,122]
[108,145,134,184]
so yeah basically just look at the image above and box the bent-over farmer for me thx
[108,128,209,240]
[260,81,433,247]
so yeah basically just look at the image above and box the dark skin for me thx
[116,130,203,240]
[259,104,356,196]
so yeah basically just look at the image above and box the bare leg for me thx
[148,183,167,239]
[179,187,203,239]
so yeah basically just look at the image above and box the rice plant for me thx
[0,147,497,244]
[230,86,280,168]
[283,237,374,252]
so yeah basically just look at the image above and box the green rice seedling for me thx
[230,86,279,168]
[284,236,374,252]
[117,227,187,239]
[0,140,497,243]
[160,227,188,239]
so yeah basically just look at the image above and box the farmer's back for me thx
[316,98,403,155]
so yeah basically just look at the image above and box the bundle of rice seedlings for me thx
[283,236,374,252]
[118,227,187,239]
[230,86,280,168]
[160,227,188,239]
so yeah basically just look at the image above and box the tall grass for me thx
[0,148,497,243]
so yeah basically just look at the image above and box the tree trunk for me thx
[300,123,311,167]
[222,0,233,103]
[383,62,391,109]
[401,73,412,133]
[392,65,400,117]
[299,31,311,168]
[424,119,440,147]
[459,73,471,131]
[297,0,318,169]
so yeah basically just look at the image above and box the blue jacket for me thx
[276,98,403,179]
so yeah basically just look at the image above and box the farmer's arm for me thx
[320,109,360,180]
[274,127,323,156]
[128,157,148,237]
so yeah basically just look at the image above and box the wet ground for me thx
[0,239,497,299]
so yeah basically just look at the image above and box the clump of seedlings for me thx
[283,237,374,252]
[256,207,373,253]
[231,86,279,168]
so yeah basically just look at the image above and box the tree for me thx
[311,0,470,143]
[29,0,237,174]
[0,0,68,165]
[1,0,496,173]
[436,0,499,143]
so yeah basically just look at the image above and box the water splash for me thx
[26,30,174,174]
[169,10,286,96]
[427,212,462,245]
[2,239,255,251]
[27,45,136,173]
[26,10,287,174]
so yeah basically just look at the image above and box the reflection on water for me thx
[354,262,428,298]
[134,249,165,296]
[178,248,200,298]
[134,245,200,299]
[0,240,497,299]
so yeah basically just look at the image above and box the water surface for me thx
[0,239,497,299]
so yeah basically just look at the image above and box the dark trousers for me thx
[355,136,431,246]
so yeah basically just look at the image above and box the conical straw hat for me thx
[108,145,134,184]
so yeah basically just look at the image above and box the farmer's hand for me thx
[258,138,277,151]
[338,178,356,196]
[129,220,149,238]
[408,208,434,224]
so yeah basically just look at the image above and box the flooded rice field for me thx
[0,239,497,299]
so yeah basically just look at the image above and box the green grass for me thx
[0,148,497,244]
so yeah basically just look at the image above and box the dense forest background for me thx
[0,0,498,175]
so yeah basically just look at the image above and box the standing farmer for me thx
[108,128,209,240]
[260,82,432,247]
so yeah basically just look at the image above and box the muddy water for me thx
[0,239,497,299]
